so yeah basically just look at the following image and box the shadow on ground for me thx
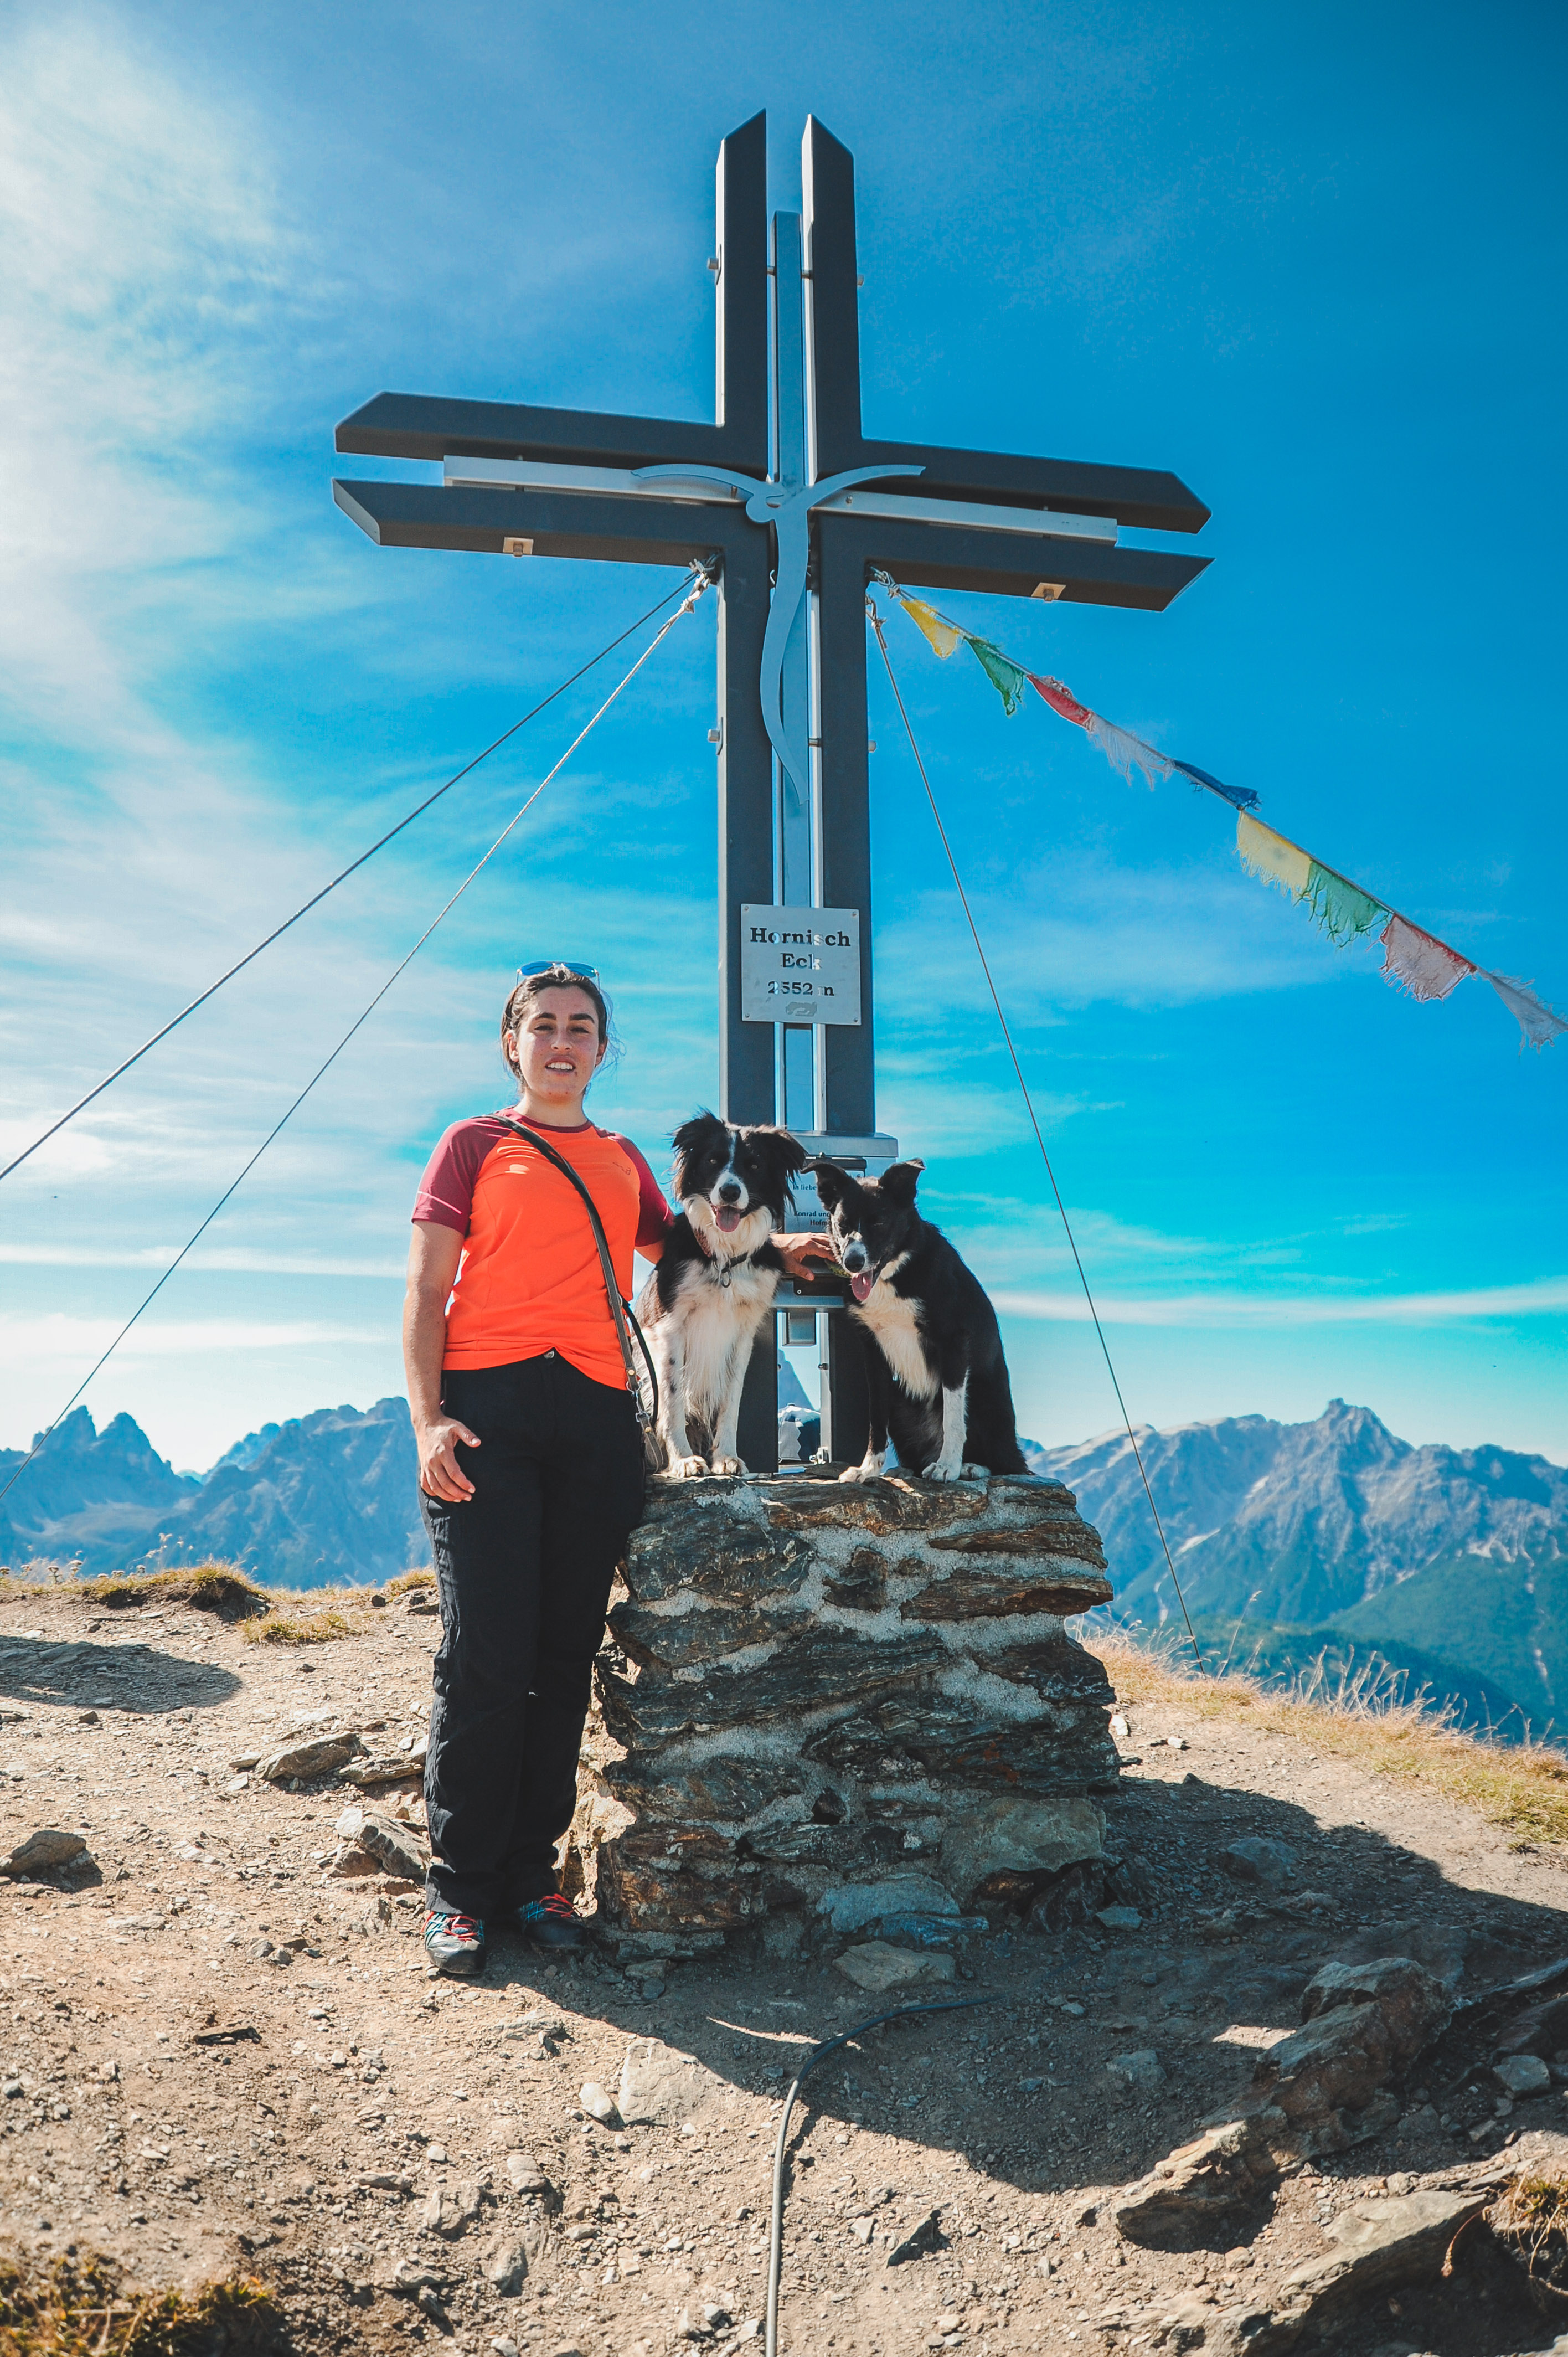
[0,1632,241,1713]
[397,1769,1568,2355]
[496,1774,1568,2191]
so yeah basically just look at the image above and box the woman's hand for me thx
[416,1418,480,1503]
[404,1223,477,1501]
[773,1232,840,1282]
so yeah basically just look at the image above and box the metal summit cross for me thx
[332,112,1210,1467]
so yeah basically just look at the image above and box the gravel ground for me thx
[2,1580,1567,2356]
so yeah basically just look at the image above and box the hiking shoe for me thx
[516,1893,591,1951]
[423,1908,486,1976]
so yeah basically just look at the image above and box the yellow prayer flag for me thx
[902,596,966,661]
[1236,812,1311,900]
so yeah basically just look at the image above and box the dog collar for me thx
[694,1221,751,1288]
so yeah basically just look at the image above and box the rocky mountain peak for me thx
[1313,1397,1410,1465]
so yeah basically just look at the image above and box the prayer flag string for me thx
[872,574,1565,1054]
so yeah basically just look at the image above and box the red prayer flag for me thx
[1028,673,1093,729]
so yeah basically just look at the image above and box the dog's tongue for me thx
[850,1271,875,1303]
[714,1207,742,1233]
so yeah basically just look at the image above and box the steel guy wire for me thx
[0,574,698,1187]
[868,593,1205,1675]
[0,570,712,1513]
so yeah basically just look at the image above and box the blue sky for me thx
[1,0,1564,1475]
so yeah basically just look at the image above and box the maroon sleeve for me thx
[615,1136,675,1250]
[411,1118,507,1234]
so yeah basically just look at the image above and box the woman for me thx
[404,962,819,1977]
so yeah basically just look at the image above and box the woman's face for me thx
[506,986,605,1105]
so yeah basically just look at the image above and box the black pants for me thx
[419,1352,645,1920]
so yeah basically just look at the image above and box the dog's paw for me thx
[839,1453,886,1484]
[921,1459,964,1483]
[669,1455,710,1481]
[708,1453,748,1477]
[959,1462,988,1479]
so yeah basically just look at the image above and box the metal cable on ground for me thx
[0,575,698,1187]
[766,1992,996,2357]
[868,596,1205,1675]
[0,570,712,1512]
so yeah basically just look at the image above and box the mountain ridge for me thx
[1026,1401,1568,1736]
[6,1394,1567,1732]
[1027,1399,1568,1613]
[0,1399,426,1590]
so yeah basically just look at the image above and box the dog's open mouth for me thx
[849,1270,875,1303]
[712,1206,742,1233]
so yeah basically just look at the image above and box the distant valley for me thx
[4,1392,1564,1741]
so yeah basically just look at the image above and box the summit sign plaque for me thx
[740,904,862,1026]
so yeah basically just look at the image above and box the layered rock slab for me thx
[591,1467,1115,1948]
[1115,1955,1454,2249]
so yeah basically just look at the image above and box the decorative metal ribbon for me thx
[635,462,923,799]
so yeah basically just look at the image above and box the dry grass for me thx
[385,1568,435,1595]
[241,1607,353,1646]
[80,1565,272,1619]
[1089,1629,1568,1849]
[0,2253,275,2355]
[0,1563,272,1619]
[1489,2165,1568,2291]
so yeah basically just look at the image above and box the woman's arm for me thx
[617,1134,674,1263]
[403,1221,480,1502]
[774,1232,838,1280]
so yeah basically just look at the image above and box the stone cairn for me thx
[581,1466,1116,1965]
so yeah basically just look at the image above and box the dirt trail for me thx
[2,1581,1567,2357]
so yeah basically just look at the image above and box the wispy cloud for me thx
[0,1313,386,1361]
[994,1278,1568,1327]
[0,1244,404,1278]
[1,3,1560,1477]
[0,11,312,753]
[929,1192,1312,1293]
[871,850,1340,1021]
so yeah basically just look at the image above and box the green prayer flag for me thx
[968,636,1029,716]
[1306,860,1385,946]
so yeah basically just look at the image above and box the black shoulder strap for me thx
[492,1118,658,1429]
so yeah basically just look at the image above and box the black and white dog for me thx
[812,1159,1028,1484]
[637,1111,809,1479]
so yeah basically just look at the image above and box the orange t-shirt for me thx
[412,1113,672,1386]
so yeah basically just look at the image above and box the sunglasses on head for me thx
[515,960,599,984]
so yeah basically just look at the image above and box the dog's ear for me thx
[672,1110,726,1155]
[809,1159,851,1211]
[760,1126,812,1178]
[878,1160,925,1207]
[670,1110,728,1193]
[671,1110,727,1162]
[745,1126,811,1212]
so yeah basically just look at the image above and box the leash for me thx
[493,1119,661,1441]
